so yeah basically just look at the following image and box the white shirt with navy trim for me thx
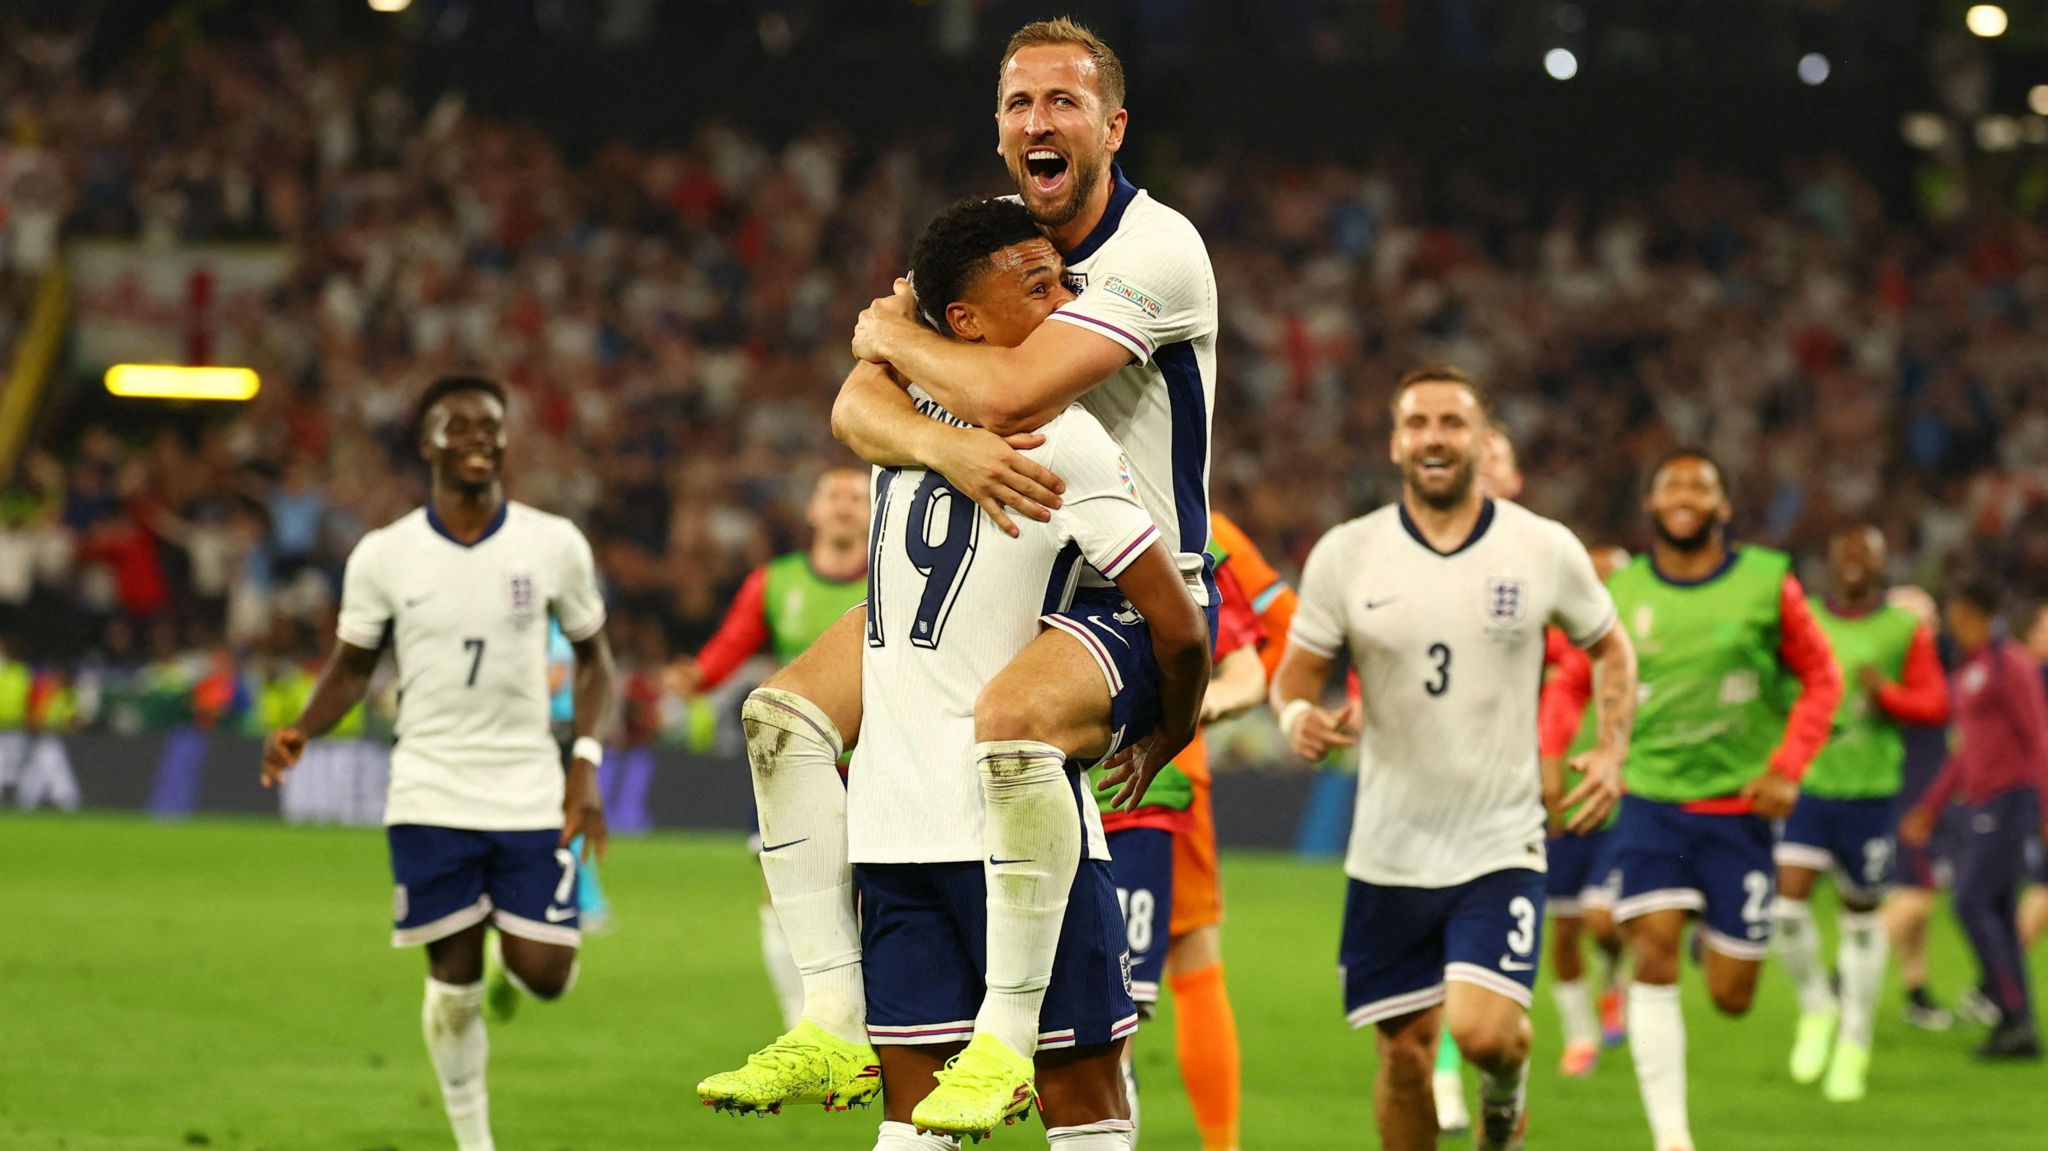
[337,500,606,831]
[1044,166,1219,606]
[849,404,1152,864]
[1289,499,1617,888]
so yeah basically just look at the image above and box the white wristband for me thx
[571,736,605,769]
[1277,699,1312,742]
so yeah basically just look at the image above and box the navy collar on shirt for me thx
[1650,545,1740,588]
[1399,498,1495,557]
[1062,164,1141,266]
[426,499,508,548]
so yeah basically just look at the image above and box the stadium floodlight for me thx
[104,364,261,401]
[368,0,412,12]
[1901,113,1949,150]
[1977,115,2023,151]
[1966,5,2008,38]
[1798,54,1830,86]
[2030,85,2048,116]
[1544,48,1579,81]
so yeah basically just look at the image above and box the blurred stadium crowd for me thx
[2,24,2046,737]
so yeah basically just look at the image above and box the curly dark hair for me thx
[908,198,1044,338]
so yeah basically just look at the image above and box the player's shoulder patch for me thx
[1101,274,1164,318]
[1116,453,1141,503]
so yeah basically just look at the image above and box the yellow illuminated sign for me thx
[104,364,260,402]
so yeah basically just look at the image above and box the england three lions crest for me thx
[506,569,539,625]
[1485,576,1528,630]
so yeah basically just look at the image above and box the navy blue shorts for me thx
[1611,796,1775,960]
[1776,795,1897,900]
[1106,827,1175,1008]
[1043,585,1221,764]
[1545,829,1620,915]
[387,825,579,949]
[1338,868,1546,1029]
[858,859,1138,1050]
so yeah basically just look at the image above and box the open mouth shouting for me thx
[1024,147,1071,197]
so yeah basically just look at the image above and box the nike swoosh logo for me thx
[405,594,436,608]
[1365,597,1400,610]
[1499,955,1535,972]
[544,906,577,923]
[761,838,809,853]
[1087,617,1133,649]
[989,855,1035,866]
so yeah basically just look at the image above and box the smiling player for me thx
[262,376,615,1151]
[703,18,1221,1137]
[1272,366,1637,1151]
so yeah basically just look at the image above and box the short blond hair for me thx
[998,18,1126,111]
[1390,364,1490,418]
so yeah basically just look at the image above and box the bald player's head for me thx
[1826,525,1886,602]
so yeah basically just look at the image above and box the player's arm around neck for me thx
[1561,626,1637,833]
[832,359,1067,538]
[1098,545,1211,809]
[261,640,380,787]
[857,300,1132,437]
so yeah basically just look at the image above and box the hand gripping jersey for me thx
[1287,499,1618,888]
[336,502,607,830]
[1044,165,1219,607]
[847,404,1159,864]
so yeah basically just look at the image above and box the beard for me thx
[1403,455,1476,511]
[1651,513,1717,553]
[1016,146,1105,231]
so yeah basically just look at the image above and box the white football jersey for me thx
[848,404,1158,864]
[1044,167,1218,606]
[336,501,606,831]
[1289,499,1617,888]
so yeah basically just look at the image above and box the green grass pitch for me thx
[5,814,2046,1149]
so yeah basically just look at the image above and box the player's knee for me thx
[1375,1025,1435,1088]
[1448,1017,1523,1069]
[507,954,577,1001]
[971,685,1038,745]
[1709,980,1755,1017]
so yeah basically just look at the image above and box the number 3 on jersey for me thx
[1425,643,1452,696]
[867,470,979,650]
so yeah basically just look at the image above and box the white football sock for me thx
[422,978,494,1151]
[1046,1122,1134,1149]
[875,1119,960,1149]
[1773,898,1835,1016]
[1553,978,1599,1048]
[743,688,865,1043]
[760,902,806,1030]
[1433,1067,1471,1131]
[1836,910,1889,1047]
[975,740,1082,1057]
[1627,982,1691,1151]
